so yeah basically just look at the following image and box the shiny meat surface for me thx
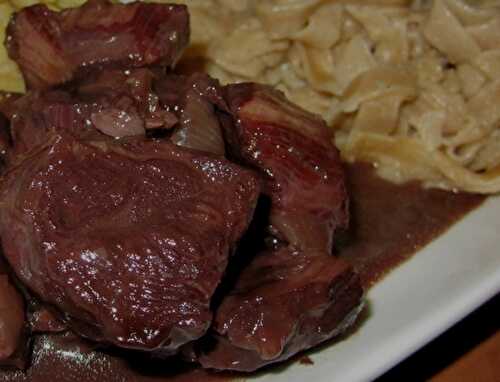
[6,69,162,163]
[77,68,177,137]
[197,84,363,371]
[6,90,101,163]
[0,164,485,380]
[6,0,189,89]
[0,134,260,352]
[6,71,227,164]
[199,249,361,371]
[223,83,349,253]
[0,0,363,373]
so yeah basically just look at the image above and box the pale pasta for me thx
[1,0,500,193]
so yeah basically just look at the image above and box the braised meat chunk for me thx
[5,69,159,161]
[197,84,363,371]
[5,90,101,162]
[198,249,361,371]
[0,0,364,375]
[6,0,189,89]
[0,134,260,352]
[76,68,177,137]
[223,83,349,254]
[5,70,227,164]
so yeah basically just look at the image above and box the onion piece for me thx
[91,108,145,138]
[171,90,225,155]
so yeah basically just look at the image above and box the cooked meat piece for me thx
[156,73,228,155]
[77,68,178,134]
[6,70,227,163]
[0,256,26,369]
[6,0,189,89]
[5,68,178,163]
[198,250,361,371]
[5,91,101,162]
[222,83,349,254]
[197,84,363,371]
[2,0,361,370]
[0,134,260,352]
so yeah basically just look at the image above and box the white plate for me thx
[249,196,500,382]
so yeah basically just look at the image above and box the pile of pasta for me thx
[1,0,500,193]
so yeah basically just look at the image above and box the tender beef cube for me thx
[196,84,363,371]
[5,69,175,162]
[0,256,26,369]
[198,249,361,371]
[0,134,260,352]
[222,83,349,254]
[6,70,227,164]
[77,68,178,135]
[6,0,189,89]
[5,91,99,163]
[1,0,362,370]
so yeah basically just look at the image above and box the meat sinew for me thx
[0,133,260,352]
[196,84,363,371]
[6,0,189,89]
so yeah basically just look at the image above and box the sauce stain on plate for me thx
[339,163,484,288]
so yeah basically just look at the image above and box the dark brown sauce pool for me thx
[339,163,484,288]
[0,163,485,382]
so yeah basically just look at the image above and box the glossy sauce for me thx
[339,163,485,288]
[0,163,485,382]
